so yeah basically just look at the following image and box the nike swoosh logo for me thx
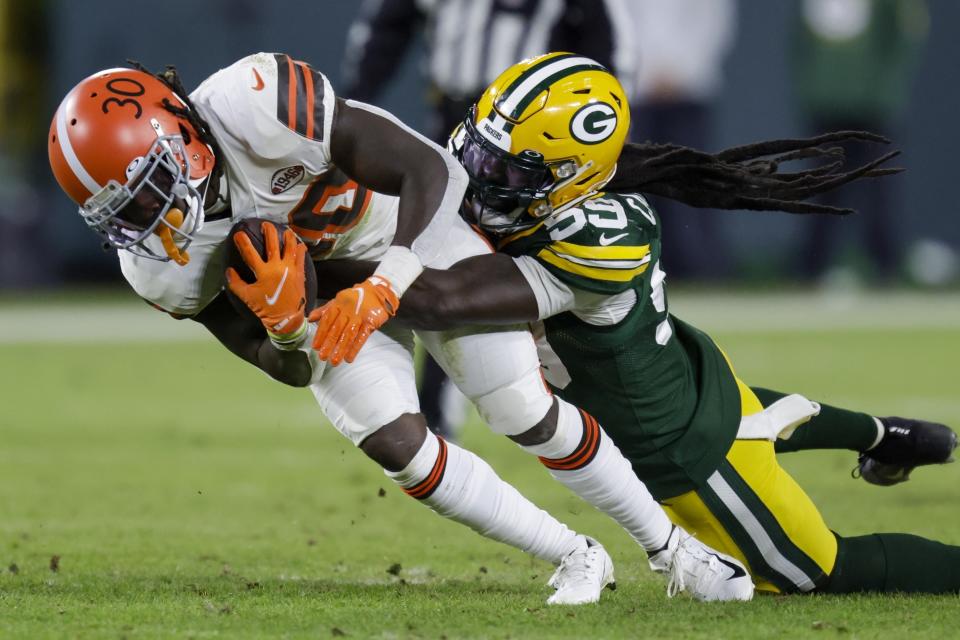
[251,68,265,91]
[708,552,747,580]
[599,232,629,246]
[353,286,365,315]
[264,267,289,306]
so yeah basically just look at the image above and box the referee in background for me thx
[341,0,635,439]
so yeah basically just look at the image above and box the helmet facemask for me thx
[80,118,207,265]
[452,112,558,236]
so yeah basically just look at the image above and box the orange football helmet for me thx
[48,67,216,263]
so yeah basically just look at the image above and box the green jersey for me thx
[501,192,741,500]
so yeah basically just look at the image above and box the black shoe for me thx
[854,417,958,486]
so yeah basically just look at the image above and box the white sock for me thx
[523,399,673,552]
[387,431,580,564]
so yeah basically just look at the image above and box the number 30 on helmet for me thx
[48,68,216,264]
[449,52,630,236]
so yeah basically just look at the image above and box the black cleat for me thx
[854,417,958,486]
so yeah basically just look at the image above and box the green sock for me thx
[752,387,880,454]
[824,533,960,594]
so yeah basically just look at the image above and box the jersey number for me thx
[545,196,672,345]
[544,196,655,241]
[288,171,372,254]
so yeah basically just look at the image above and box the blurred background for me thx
[2,0,958,292]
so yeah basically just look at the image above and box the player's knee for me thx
[509,399,559,446]
[359,413,428,472]
[471,371,553,436]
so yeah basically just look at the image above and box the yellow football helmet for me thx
[450,52,630,235]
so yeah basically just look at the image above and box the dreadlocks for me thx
[605,131,901,216]
[127,60,224,189]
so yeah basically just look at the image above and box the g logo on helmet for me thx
[569,102,618,145]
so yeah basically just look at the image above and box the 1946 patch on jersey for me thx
[271,165,305,194]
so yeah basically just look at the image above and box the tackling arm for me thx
[316,253,541,331]
[192,294,314,387]
[309,98,468,364]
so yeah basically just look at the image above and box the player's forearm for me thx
[316,255,539,330]
[193,295,315,388]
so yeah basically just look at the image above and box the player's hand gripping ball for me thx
[224,219,317,340]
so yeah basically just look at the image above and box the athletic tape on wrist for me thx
[373,246,424,297]
[267,318,308,351]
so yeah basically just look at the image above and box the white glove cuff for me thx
[373,245,424,297]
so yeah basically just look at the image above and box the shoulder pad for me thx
[535,194,654,294]
[267,53,331,143]
[191,53,335,163]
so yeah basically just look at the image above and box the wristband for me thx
[373,246,424,297]
[267,317,308,351]
[263,321,325,386]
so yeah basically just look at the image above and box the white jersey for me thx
[119,53,400,316]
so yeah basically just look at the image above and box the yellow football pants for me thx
[661,377,838,593]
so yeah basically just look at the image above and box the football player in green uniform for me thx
[318,53,960,594]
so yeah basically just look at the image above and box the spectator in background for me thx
[0,0,53,288]
[794,0,928,284]
[341,0,634,439]
[626,0,737,281]
[342,0,635,143]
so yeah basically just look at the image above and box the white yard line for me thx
[0,291,957,344]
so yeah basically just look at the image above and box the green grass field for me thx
[1,291,958,639]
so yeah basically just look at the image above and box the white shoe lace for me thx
[547,537,613,605]
[549,544,598,591]
[665,553,684,598]
[663,530,723,598]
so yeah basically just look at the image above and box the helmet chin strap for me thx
[153,208,190,265]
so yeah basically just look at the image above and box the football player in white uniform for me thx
[48,53,753,604]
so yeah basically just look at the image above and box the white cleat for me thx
[546,535,616,605]
[648,526,754,602]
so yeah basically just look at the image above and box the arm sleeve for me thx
[512,254,578,319]
[513,255,639,325]
[341,0,425,102]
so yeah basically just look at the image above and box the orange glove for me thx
[225,222,308,346]
[308,276,399,366]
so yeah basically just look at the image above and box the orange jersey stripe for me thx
[298,61,315,140]
[539,410,601,471]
